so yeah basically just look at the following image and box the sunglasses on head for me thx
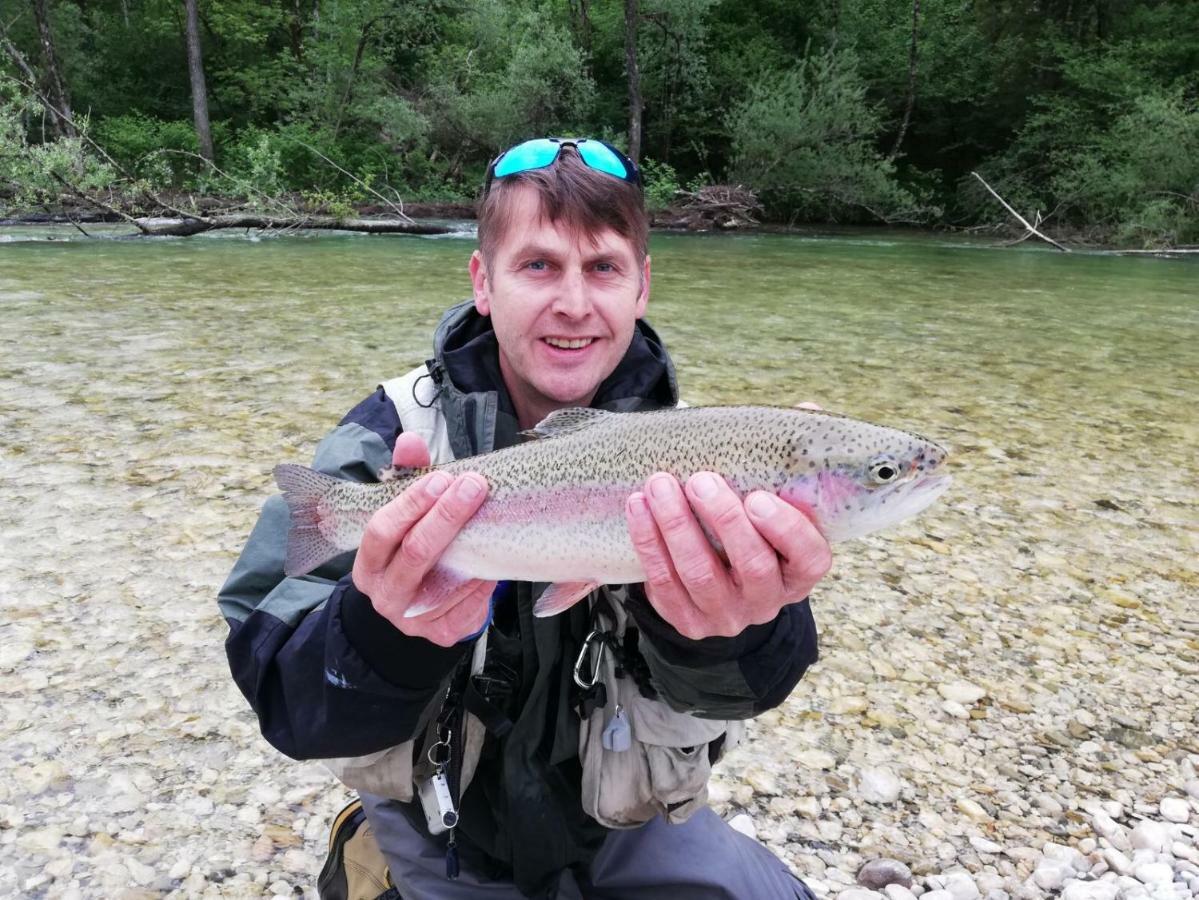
[483,137,641,195]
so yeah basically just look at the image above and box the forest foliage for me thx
[1,0,1196,245]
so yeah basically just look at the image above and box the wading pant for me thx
[361,793,815,900]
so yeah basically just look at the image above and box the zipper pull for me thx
[445,829,460,879]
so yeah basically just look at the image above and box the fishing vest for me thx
[324,364,743,830]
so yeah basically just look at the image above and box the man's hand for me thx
[351,433,496,647]
[625,470,831,641]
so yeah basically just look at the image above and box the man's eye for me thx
[594,262,615,273]
[526,260,548,271]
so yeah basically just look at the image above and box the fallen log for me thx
[135,215,456,237]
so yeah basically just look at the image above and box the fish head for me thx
[778,415,951,542]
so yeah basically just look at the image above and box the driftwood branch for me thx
[135,215,452,237]
[971,171,1070,252]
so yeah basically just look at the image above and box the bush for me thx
[727,44,933,223]
[640,158,681,211]
[92,114,203,184]
[0,83,116,213]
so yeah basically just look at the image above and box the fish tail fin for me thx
[274,464,345,577]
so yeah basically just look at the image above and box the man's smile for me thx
[542,337,596,350]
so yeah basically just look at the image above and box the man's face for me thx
[469,185,651,428]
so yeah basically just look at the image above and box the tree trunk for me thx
[287,0,304,62]
[624,0,642,164]
[888,0,920,163]
[183,0,215,163]
[32,0,76,138]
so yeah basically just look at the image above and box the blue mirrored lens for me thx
[576,142,630,179]
[493,139,561,178]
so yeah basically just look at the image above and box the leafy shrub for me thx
[727,45,933,223]
[640,158,681,211]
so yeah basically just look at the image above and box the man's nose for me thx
[551,268,590,317]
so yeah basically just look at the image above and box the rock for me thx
[885,885,919,900]
[921,891,954,900]
[1158,798,1189,823]
[728,813,756,840]
[796,796,823,818]
[837,890,885,900]
[126,857,156,886]
[956,798,992,823]
[944,872,981,900]
[857,858,914,890]
[1184,781,1199,801]
[830,696,870,715]
[798,750,838,770]
[1132,862,1172,885]
[858,768,902,805]
[1129,821,1168,852]
[970,836,1004,854]
[1061,881,1119,900]
[1043,842,1088,871]
[1036,794,1065,817]
[942,701,970,719]
[938,682,987,705]
[745,767,780,796]
[1103,848,1135,876]
[1033,860,1073,891]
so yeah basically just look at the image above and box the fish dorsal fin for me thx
[523,407,612,440]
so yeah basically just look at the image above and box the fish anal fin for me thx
[532,581,600,618]
[522,408,612,440]
[402,565,474,619]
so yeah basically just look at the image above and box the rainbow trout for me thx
[275,405,950,617]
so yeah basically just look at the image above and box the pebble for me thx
[859,768,903,805]
[728,814,756,840]
[1158,798,1190,824]
[937,683,987,705]
[1130,822,1169,853]
[1132,862,1173,885]
[885,885,920,900]
[944,872,981,900]
[858,858,914,890]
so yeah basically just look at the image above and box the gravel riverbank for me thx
[2,235,1195,899]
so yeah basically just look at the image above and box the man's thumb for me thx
[392,432,431,469]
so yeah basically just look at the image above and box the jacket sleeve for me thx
[624,587,818,720]
[217,388,470,760]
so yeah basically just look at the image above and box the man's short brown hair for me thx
[476,146,648,262]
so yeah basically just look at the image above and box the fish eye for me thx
[869,458,901,484]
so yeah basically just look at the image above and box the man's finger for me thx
[746,491,832,597]
[392,473,489,579]
[685,472,783,606]
[625,492,705,639]
[642,473,731,608]
[353,471,451,578]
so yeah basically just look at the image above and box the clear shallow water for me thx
[1,226,1196,895]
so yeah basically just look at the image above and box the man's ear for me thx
[635,255,651,319]
[469,250,490,316]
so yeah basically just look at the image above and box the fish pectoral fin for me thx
[402,565,475,619]
[532,581,600,618]
[522,407,612,440]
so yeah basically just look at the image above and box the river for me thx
[1,226,1196,897]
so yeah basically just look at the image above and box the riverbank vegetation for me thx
[1,0,1196,247]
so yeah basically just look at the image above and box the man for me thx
[219,137,830,899]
